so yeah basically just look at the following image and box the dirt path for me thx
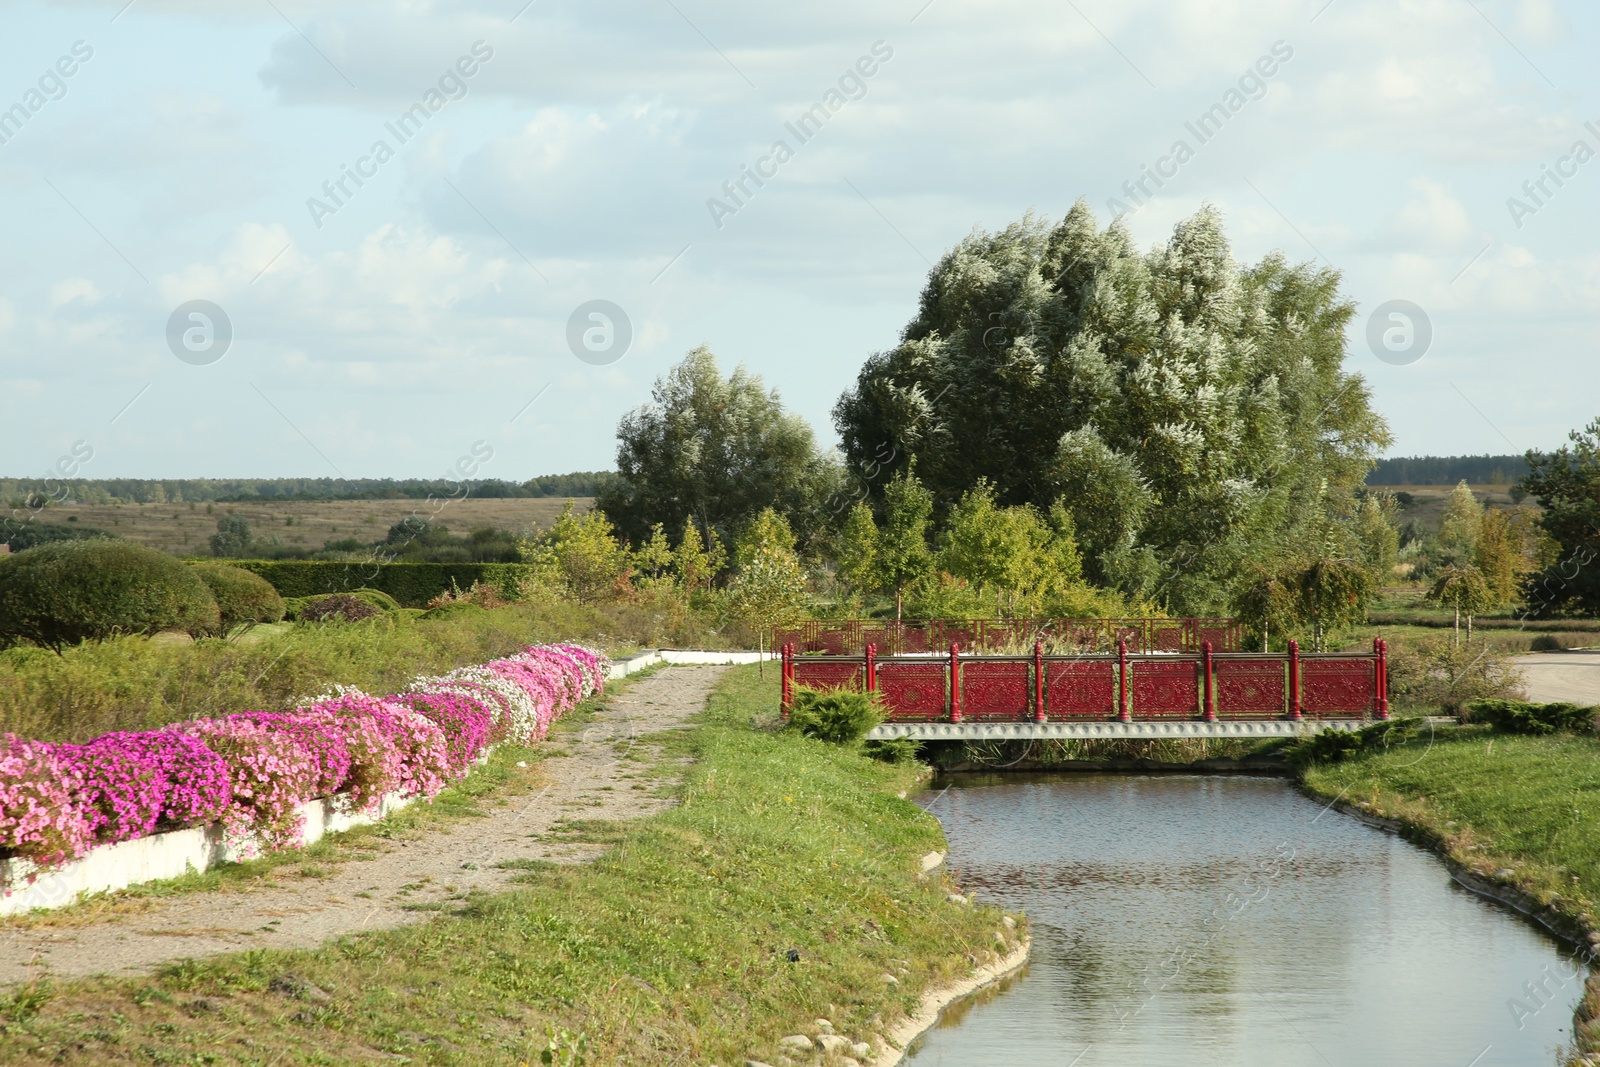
[0,665,725,986]
[1513,650,1600,704]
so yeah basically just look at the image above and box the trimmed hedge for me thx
[1465,699,1597,735]
[209,561,535,608]
[190,562,286,634]
[0,541,220,649]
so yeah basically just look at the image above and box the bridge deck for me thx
[866,719,1366,741]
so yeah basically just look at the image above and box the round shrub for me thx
[190,563,286,635]
[351,588,402,614]
[0,541,220,650]
[299,593,380,624]
[786,687,884,745]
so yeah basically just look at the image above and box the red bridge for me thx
[774,617,1243,657]
[780,638,1389,741]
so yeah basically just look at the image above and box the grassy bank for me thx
[0,666,1020,1066]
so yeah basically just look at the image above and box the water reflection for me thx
[907,775,1582,1067]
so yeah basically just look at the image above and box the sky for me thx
[0,0,1596,482]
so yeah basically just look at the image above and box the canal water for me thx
[907,775,1583,1066]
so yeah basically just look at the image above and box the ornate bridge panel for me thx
[792,659,861,693]
[937,623,977,651]
[1045,660,1116,719]
[1132,659,1200,718]
[1215,660,1286,717]
[961,660,1032,721]
[877,661,948,721]
[1112,626,1145,653]
[1301,658,1376,717]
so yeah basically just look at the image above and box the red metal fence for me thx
[774,618,1243,656]
[781,638,1389,723]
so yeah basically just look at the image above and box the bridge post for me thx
[1034,640,1046,723]
[865,642,877,693]
[1375,637,1389,719]
[1117,638,1131,723]
[780,643,793,717]
[1202,640,1217,722]
[1287,640,1302,721]
[949,642,963,723]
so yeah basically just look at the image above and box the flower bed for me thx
[0,643,605,870]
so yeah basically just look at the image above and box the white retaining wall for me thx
[2,652,764,917]
[0,788,421,917]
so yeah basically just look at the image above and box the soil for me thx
[0,665,725,986]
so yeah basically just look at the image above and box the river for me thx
[906,774,1583,1066]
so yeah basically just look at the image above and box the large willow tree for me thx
[833,201,1390,613]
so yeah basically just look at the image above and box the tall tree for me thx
[1435,480,1484,567]
[1428,563,1494,645]
[1517,421,1600,617]
[833,201,1390,613]
[729,508,808,671]
[835,502,880,603]
[599,346,840,551]
[875,467,934,620]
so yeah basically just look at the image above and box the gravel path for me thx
[1513,650,1600,705]
[0,665,725,986]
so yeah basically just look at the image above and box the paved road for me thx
[1513,650,1600,704]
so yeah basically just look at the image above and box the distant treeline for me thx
[1366,455,1529,486]
[0,473,616,506]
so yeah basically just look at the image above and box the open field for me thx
[22,497,590,555]
[1384,483,1523,530]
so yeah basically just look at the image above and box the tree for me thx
[833,201,1390,613]
[1293,553,1374,652]
[632,523,675,587]
[875,467,934,620]
[1518,421,1600,618]
[1475,507,1541,610]
[598,346,841,552]
[671,520,725,595]
[835,503,879,602]
[1428,563,1494,645]
[520,503,630,602]
[1354,492,1400,582]
[728,508,808,673]
[1435,480,1484,567]
[209,514,253,557]
[1233,565,1301,652]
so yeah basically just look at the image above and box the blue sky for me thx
[0,0,1595,480]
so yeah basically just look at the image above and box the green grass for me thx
[0,665,1021,1066]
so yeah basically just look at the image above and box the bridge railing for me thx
[780,638,1389,723]
[773,618,1243,657]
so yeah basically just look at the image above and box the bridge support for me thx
[866,719,1365,741]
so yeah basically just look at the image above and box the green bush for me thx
[190,562,286,634]
[1465,699,1596,735]
[222,560,534,607]
[786,687,883,745]
[350,588,403,614]
[0,541,220,649]
[419,601,488,621]
[299,593,381,624]
[1286,717,1425,771]
[863,737,922,764]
